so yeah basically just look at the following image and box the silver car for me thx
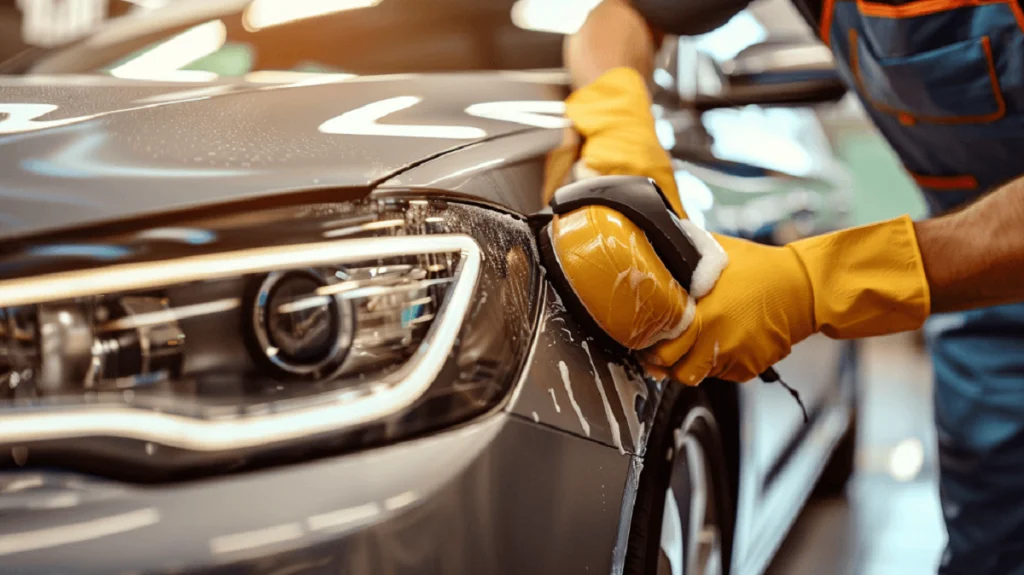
[0,2,856,574]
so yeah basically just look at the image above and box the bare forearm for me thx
[563,0,658,88]
[915,176,1024,313]
[564,0,757,89]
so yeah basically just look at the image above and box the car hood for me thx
[0,73,568,239]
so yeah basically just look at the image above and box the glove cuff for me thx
[788,215,931,339]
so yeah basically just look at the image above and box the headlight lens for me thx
[0,199,538,479]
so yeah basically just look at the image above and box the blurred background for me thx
[0,0,940,572]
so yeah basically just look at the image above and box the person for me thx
[558,1,1024,573]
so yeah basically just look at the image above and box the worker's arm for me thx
[653,177,1024,385]
[555,0,755,351]
[917,177,1024,312]
[558,0,1024,386]
[564,0,752,88]
[564,0,658,89]
[562,0,754,213]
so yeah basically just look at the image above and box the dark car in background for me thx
[0,2,857,574]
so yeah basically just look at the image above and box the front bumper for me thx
[0,413,631,575]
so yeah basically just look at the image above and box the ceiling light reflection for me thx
[889,437,925,482]
[319,96,486,140]
[109,20,226,82]
[510,0,602,34]
[0,508,160,556]
[464,100,569,129]
[704,108,816,176]
[674,171,714,229]
[244,70,356,86]
[124,0,172,8]
[244,0,382,31]
[695,11,766,62]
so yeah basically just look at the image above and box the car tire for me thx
[812,408,857,497]
[624,384,735,575]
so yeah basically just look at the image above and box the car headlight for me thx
[0,199,538,480]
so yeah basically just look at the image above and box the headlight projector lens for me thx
[249,270,354,380]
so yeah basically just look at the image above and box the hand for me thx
[556,65,709,351]
[564,0,658,89]
[646,234,815,384]
[565,67,684,215]
[648,217,932,385]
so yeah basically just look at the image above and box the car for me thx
[0,2,857,574]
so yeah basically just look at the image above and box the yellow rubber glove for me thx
[648,216,931,385]
[550,205,694,349]
[552,66,701,351]
[565,67,685,216]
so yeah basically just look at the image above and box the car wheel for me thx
[625,384,735,575]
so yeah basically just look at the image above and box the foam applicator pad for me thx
[543,205,695,350]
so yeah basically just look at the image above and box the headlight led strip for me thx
[0,234,481,451]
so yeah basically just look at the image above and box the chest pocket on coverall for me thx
[820,0,1024,214]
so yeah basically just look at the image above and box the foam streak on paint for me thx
[558,360,590,437]
[608,362,648,450]
[582,341,624,454]
[547,388,561,413]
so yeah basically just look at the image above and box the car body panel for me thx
[506,285,658,456]
[0,414,633,575]
[376,127,574,216]
[0,73,567,240]
[732,337,854,574]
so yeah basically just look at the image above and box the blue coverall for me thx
[633,0,1024,572]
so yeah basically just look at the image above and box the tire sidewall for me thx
[624,384,735,575]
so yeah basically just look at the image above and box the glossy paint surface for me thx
[507,284,659,456]
[0,414,632,575]
[0,72,568,239]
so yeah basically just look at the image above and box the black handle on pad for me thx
[548,176,786,397]
[550,176,701,294]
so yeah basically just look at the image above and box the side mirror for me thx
[694,40,846,111]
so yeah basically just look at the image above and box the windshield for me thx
[23,0,565,78]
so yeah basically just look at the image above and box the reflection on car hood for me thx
[0,72,568,239]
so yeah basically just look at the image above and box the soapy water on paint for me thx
[558,360,590,437]
[582,341,624,454]
[547,388,561,413]
[608,361,648,449]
